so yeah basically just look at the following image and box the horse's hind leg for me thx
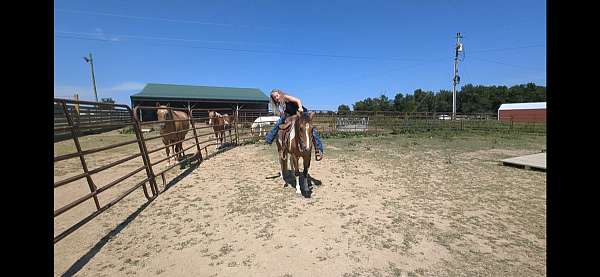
[280,157,288,187]
[165,144,171,165]
[177,143,182,158]
[276,143,287,186]
[215,132,223,150]
[176,142,183,160]
[172,145,177,162]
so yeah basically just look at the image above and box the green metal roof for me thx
[131,83,269,102]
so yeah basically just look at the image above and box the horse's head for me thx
[296,112,315,154]
[208,111,215,125]
[208,111,223,125]
[156,104,171,129]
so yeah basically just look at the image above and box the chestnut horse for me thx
[156,104,190,165]
[208,111,234,149]
[275,112,315,196]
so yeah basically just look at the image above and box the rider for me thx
[264,89,324,161]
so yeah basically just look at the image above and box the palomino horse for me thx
[208,111,234,149]
[275,112,315,196]
[156,104,190,165]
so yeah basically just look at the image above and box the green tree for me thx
[434,90,453,113]
[353,100,368,111]
[393,92,405,112]
[351,83,545,114]
[376,94,393,111]
[337,104,351,114]
[403,94,417,113]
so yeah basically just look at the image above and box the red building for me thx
[498,102,546,123]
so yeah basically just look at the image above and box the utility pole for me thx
[452,32,463,120]
[73,93,80,115]
[83,53,99,102]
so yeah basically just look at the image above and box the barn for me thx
[130,83,270,121]
[497,102,546,123]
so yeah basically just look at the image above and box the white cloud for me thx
[54,81,145,101]
[54,85,90,99]
[103,82,145,93]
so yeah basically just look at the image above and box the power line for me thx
[300,58,450,92]
[55,29,545,64]
[55,30,281,47]
[54,33,443,62]
[468,44,545,53]
[55,8,281,30]
[469,57,545,71]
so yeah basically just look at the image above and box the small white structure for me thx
[251,116,280,137]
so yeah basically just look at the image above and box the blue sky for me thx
[54,0,546,110]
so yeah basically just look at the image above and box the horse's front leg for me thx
[291,155,301,194]
[176,141,183,160]
[165,143,171,165]
[173,145,178,162]
[302,156,311,193]
[276,142,287,187]
[215,131,221,150]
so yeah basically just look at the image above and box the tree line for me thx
[337,83,546,114]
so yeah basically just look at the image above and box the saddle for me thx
[277,115,298,149]
[278,115,297,130]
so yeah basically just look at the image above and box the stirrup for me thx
[315,150,323,161]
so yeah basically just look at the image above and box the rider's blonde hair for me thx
[269,89,286,116]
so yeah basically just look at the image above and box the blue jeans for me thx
[265,114,324,153]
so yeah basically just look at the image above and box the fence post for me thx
[131,106,159,197]
[234,108,239,145]
[510,117,514,133]
[60,101,102,210]
[188,107,203,162]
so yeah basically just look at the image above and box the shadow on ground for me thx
[278,170,322,198]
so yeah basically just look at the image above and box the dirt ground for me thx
[54,130,546,277]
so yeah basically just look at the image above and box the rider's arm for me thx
[284,95,303,112]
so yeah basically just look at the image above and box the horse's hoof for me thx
[296,190,301,194]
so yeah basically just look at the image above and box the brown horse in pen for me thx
[275,112,315,197]
[156,104,190,165]
[208,111,234,149]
